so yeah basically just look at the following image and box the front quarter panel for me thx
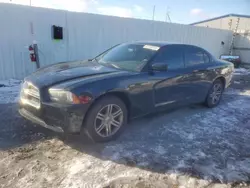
[71,72,155,118]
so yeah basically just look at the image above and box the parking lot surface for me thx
[0,73,250,188]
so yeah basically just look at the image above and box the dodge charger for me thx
[19,42,234,142]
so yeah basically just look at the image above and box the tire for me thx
[83,95,127,142]
[205,79,224,108]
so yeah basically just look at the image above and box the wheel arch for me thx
[214,76,226,89]
[104,91,131,118]
[82,91,131,127]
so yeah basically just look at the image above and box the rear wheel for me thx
[83,96,127,142]
[205,79,224,108]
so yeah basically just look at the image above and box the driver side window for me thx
[152,45,185,70]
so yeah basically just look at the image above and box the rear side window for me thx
[185,46,212,66]
[152,45,184,70]
[185,46,205,66]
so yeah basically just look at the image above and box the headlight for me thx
[48,89,92,104]
[49,89,75,104]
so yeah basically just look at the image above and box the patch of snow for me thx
[225,88,250,96]
[137,161,149,167]
[175,160,186,169]
[60,155,160,188]
[240,90,250,96]
[153,145,167,155]
[187,133,194,140]
[196,151,206,158]
[233,81,241,84]
[99,88,250,184]
[0,79,21,104]
[233,68,250,75]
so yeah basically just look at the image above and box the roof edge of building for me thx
[189,13,250,25]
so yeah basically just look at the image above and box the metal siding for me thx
[0,4,232,80]
[182,16,250,64]
[234,35,250,64]
[234,50,250,64]
[193,17,250,31]
[190,14,250,25]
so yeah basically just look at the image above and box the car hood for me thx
[25,60,123,88]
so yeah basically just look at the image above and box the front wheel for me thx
[83,96,127,142]
[205,79,224,108]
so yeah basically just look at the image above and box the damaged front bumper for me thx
[19,108,64,133]
[19,101,91,134]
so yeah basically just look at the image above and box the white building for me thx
[191,14,250,64]
[190,14,250,32]
[0,3,232,80]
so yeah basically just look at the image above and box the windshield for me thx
[95,43,160,72]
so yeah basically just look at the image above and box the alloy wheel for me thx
[94,104,123,137]
[210,83,223,105]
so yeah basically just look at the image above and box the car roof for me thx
[127,41,188,47]
[127,41,178,47]
[125,41,212,56]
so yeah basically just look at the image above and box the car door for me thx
[150,45,192,108]
[183,45,213,102]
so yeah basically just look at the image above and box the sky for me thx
[1,0,250,24]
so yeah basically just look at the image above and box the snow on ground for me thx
[0,75,250,187]
[234,68,250,75]
[0,87,250,188]
[100,89,250,183]
[0,79,21,104]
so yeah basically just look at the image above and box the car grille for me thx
[20,82,40,109]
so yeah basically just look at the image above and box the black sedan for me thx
[19,42,234,142]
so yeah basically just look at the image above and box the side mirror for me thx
[151,63,168,72]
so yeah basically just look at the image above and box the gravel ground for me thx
[0,73,250,188]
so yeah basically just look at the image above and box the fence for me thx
[0,3,232,80]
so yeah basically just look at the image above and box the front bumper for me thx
[225,73,233,88]
[19,108,64,132]
[19,101,91,134]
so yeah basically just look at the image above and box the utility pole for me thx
[152,5,155,21]
[165,7,172,23]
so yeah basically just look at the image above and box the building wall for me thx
[194,16,250,32]
[0,3,232,80]
[194,16,250,64]
[234,34,250,64]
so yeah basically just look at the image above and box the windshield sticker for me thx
[143,45,160,51]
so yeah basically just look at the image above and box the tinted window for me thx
[185,46,206,66]
[152,46,184,70]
